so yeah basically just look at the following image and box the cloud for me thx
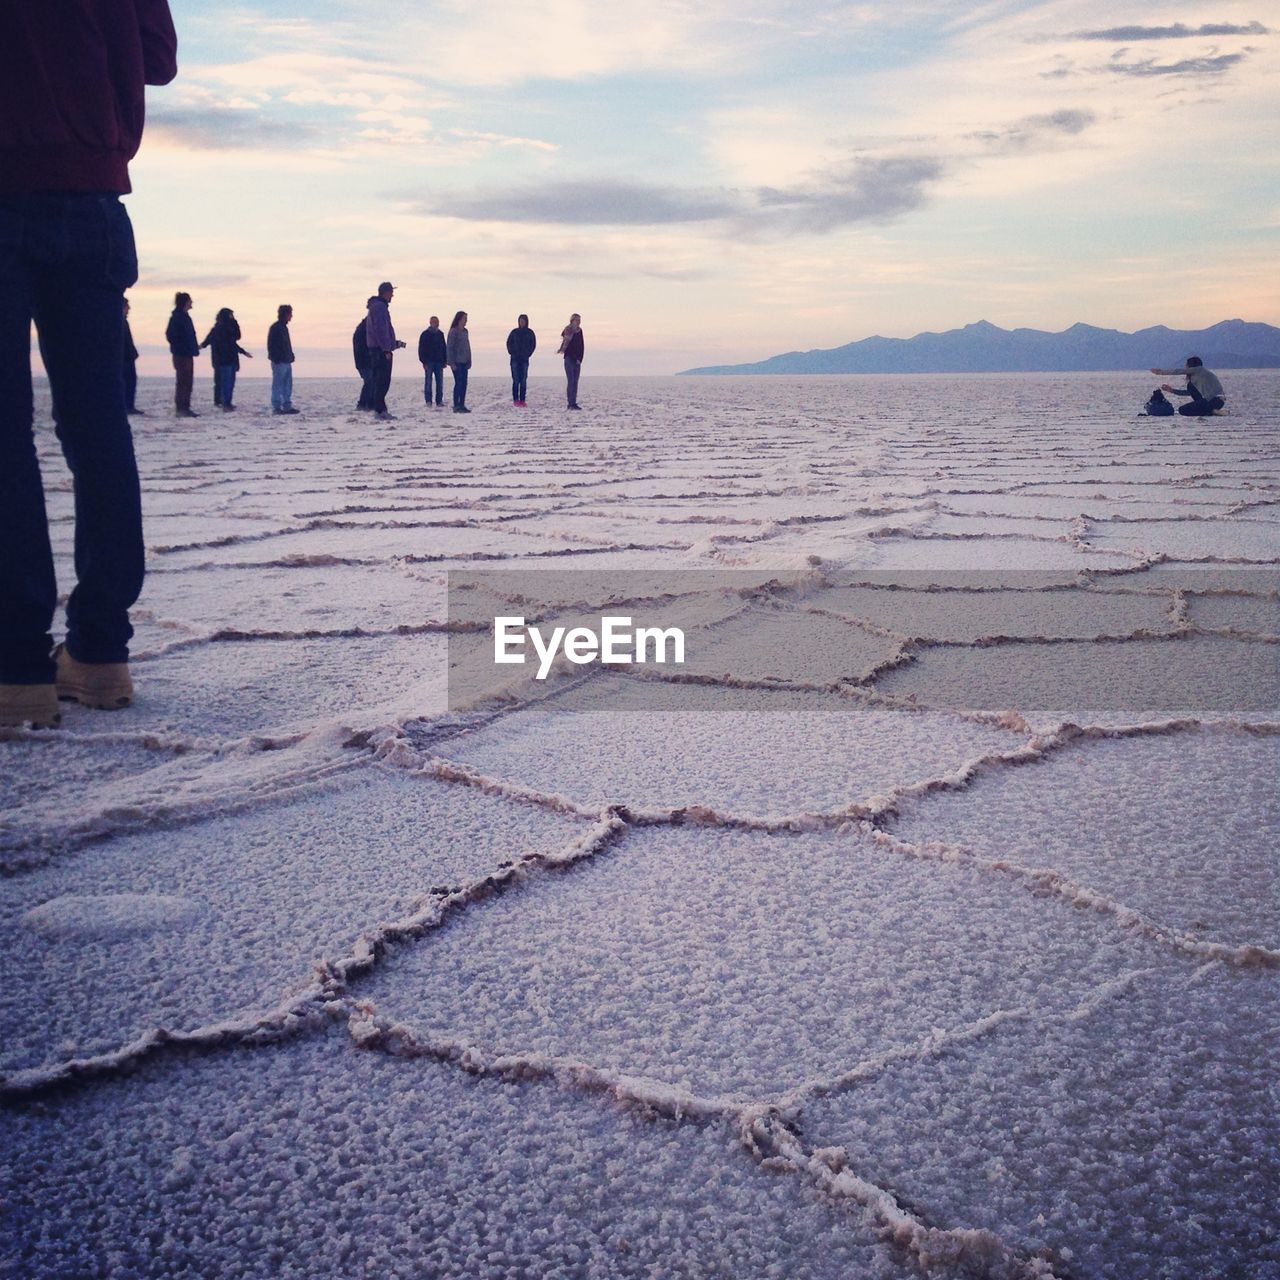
[137,273,253,290]
[147,104,319,150]
[412,180,743,225]
[446,129,559,154]
[967,108,1096,152]
[405,155,946,236]
[1058,21,1269,41]
[1105,52,1248,77]
[753,156,944,233]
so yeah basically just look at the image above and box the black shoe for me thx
[567,404,582,410]
[177,409,199,417]
[128,407,145,415]
[454,406,471,413]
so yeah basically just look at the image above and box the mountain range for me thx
[679,319,1280,375]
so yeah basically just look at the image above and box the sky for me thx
[125,0,1280,375]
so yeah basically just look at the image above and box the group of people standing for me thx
[351,283,585,419]
[156,284,587,421]
[158,293,298,417]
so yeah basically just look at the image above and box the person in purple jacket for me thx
[0,0,178,728]
[365,281,405,420]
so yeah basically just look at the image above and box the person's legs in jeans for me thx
[1178,387,1224,416]
[453,363,469,409]
[272,362,287,410]
[223,366,237,407]
[430,361,444,404]
[1,194,143,682]
[0,200,57,684]
[281,363,293,410]
[173,354,193,412]
[423,368,432,405]
[564,357,580,407]
[511,357,528,402]
[372,353,392,413]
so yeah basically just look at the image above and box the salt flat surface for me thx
[3,371,1278,1280]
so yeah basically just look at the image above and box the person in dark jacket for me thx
[200,307,252,410]
[165,291,199,416]
[418,317,447,406]
[557,313,584,409]
[354,308,374,410]
[122,298,142,414]
[1,0,178,728]
[506,314,536,406]
[267,304,298,414]
[365,282,403,419]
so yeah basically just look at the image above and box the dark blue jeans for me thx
[452,363,469,409]
[370,351,392,413]
[0,193,142,683]
[510,357,529,402]
[423,361,444,404]
[214,364,236,407]
[1178,386,1226,416]
[564,357,581,407]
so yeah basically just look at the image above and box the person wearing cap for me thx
[506,314,536,406]
[1,0,178,729]
[557,313,584,410]
[366,281,404,419]
[1150,357,1226,417]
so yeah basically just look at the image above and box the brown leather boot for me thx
[0,683,60,728]
[55,644,134,710]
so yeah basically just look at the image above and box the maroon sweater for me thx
[0,0,178,194]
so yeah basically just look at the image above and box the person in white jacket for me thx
[1150,356,1225,417]
[446,311,472,413]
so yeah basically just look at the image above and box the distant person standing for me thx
[267,304,299,414]
[366,281,404,419]
[1150,356,1226,417]
[165,291,199,417]
[446,311,472,413]
[506,314,536,406]
[558,313,584,410]
[200,307,252,410]
[418,316,447,406]
[354,301,375,410]
[0,0,178,728]
[122,298,142,415]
